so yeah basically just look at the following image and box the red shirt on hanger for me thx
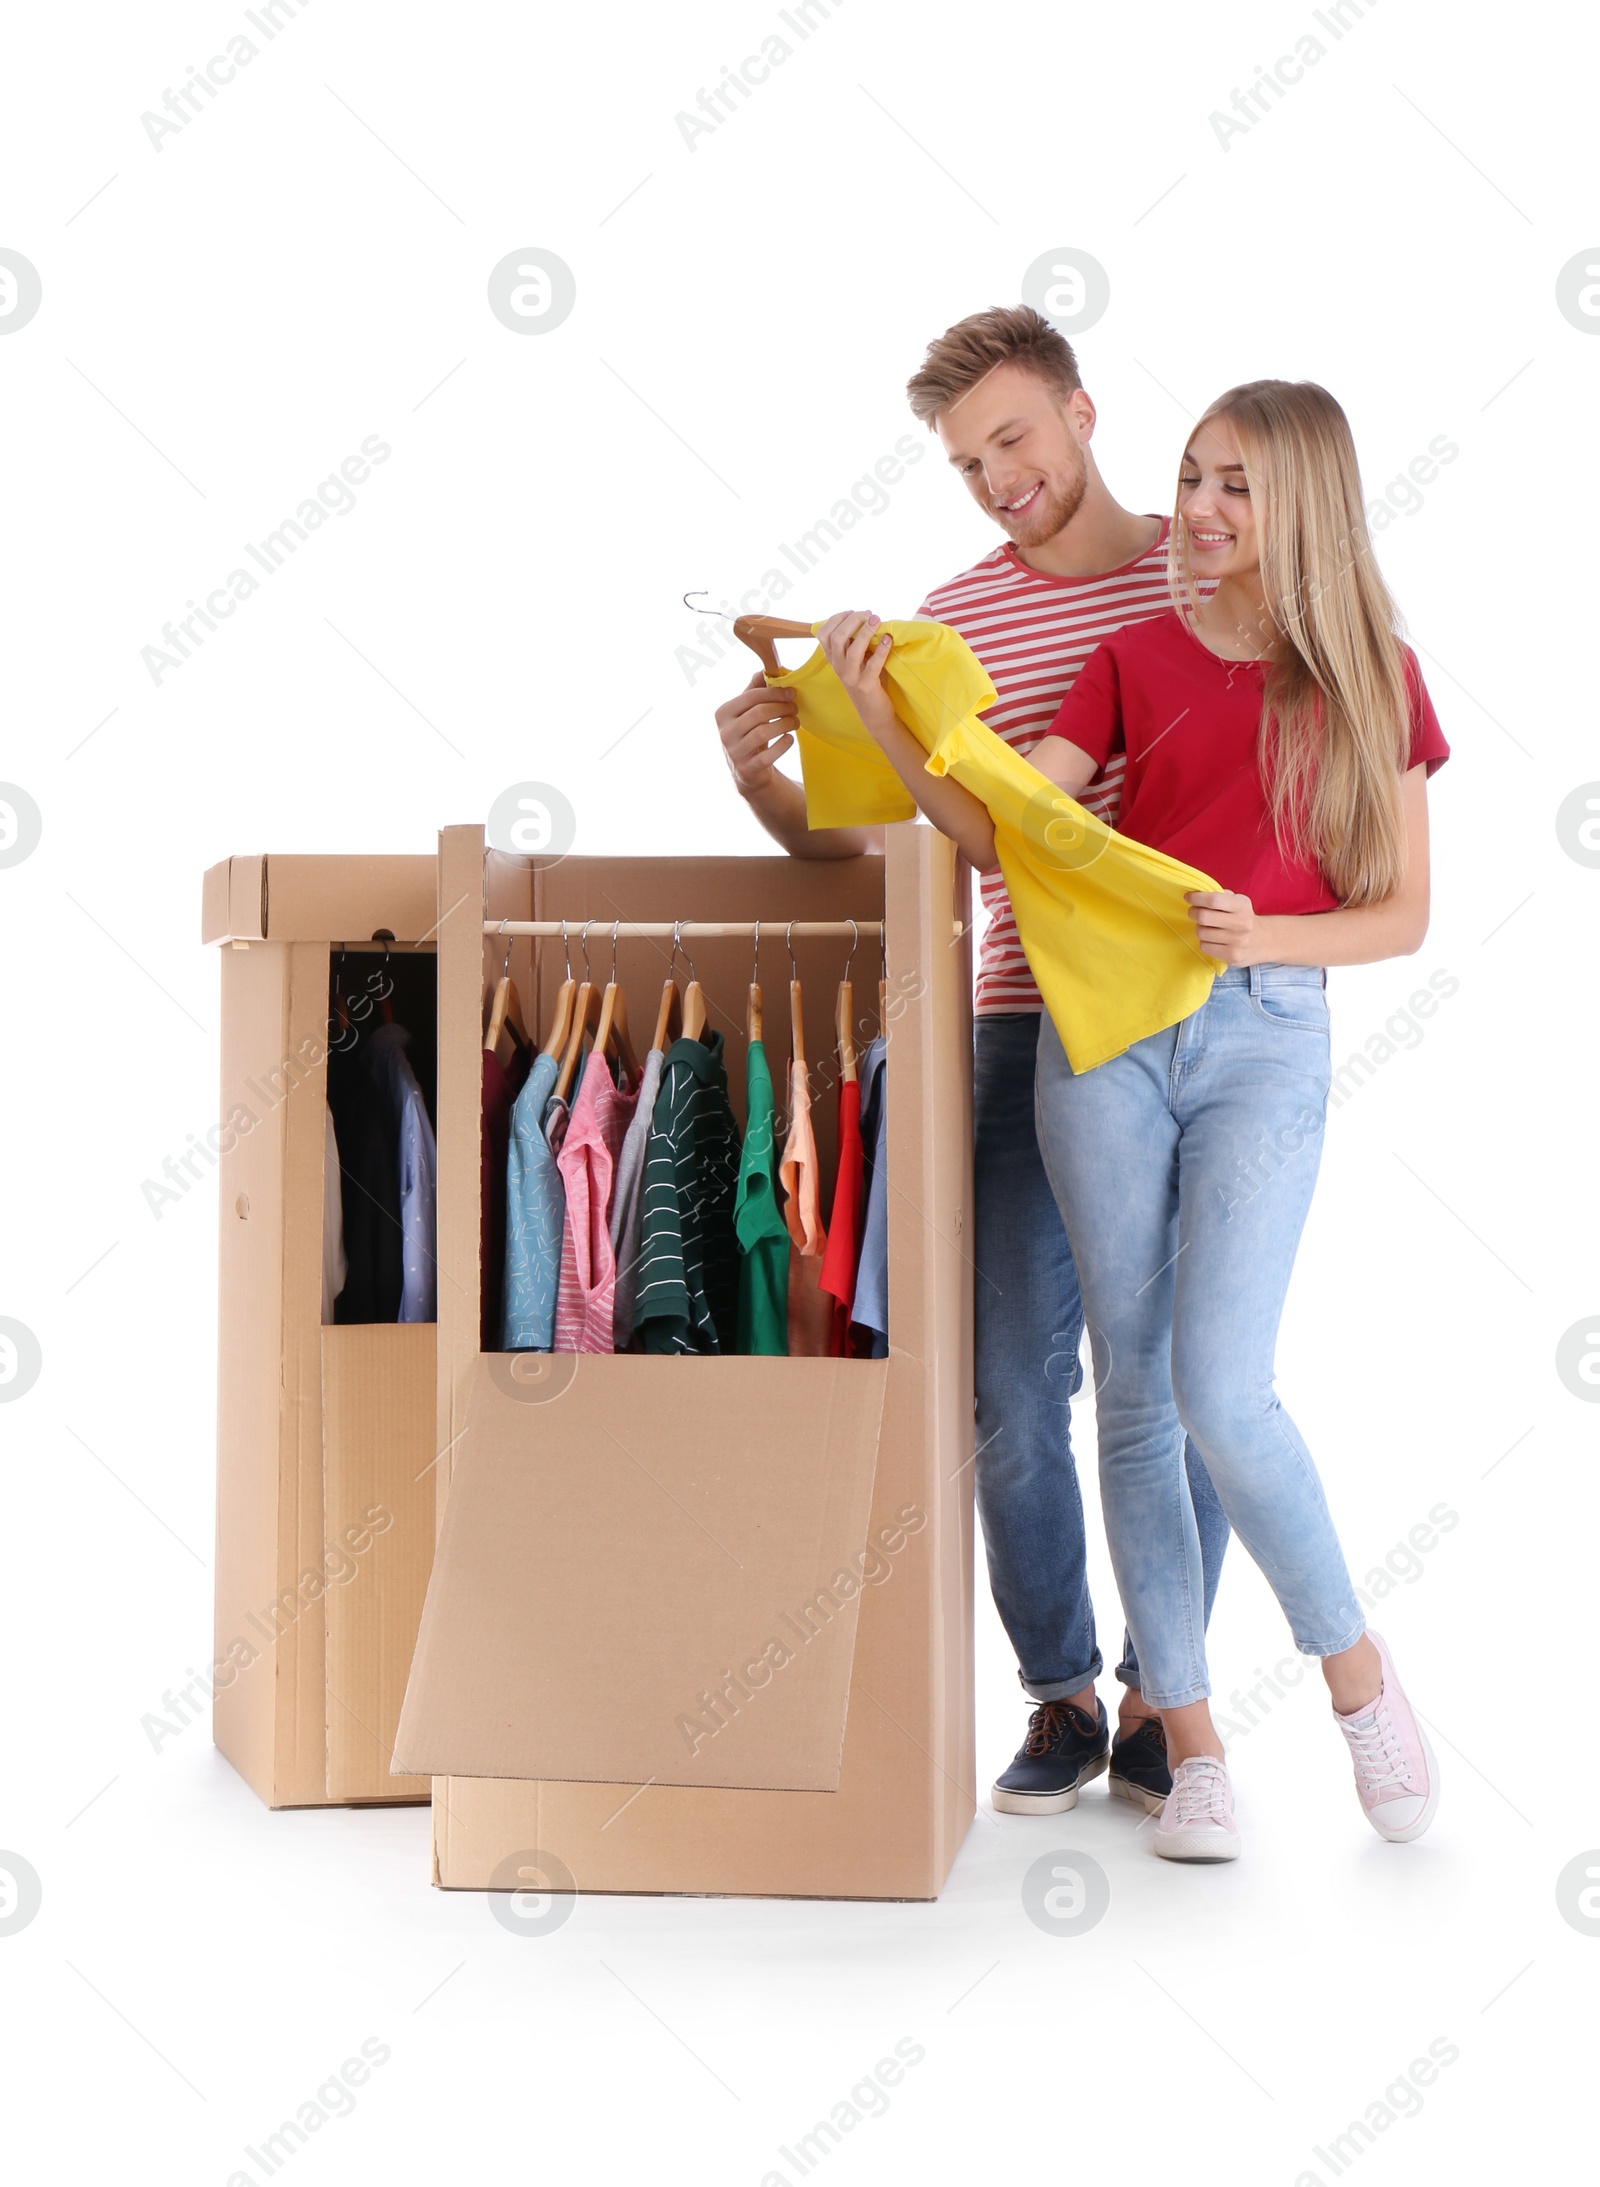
[819,1077,865,1358]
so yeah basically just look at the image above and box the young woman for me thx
[820,379,1447,1861]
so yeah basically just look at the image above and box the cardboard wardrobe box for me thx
[393,824,977,1898]
[202,855,439,1807]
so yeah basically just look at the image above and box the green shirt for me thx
[636,1031,742,1355]
[734,1037,789,1355]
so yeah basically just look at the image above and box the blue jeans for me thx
[1032,967,1367,1708]
[973,1013,1230,1702]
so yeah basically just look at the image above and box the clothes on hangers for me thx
[502,1048,565,1352]
[554,1047,642,1354]
[365,1021,438,1323]
[321,1103,348,1326]
[819,1074,865,1356]
[609,1045,664,1350]
[768,619,1222,1071]
[328,1029,403,1323]
[635,1030,742,1355]
[481,1040,530,1349]
[849,1034,888,1359]
[779,1057,832,1358]
[733,1036,788,1355]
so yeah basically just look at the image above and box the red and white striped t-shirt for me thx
[918,522,1176,1016]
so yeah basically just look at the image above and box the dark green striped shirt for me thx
[635,1030,742,1355]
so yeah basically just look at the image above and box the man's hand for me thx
[1186,889,1265,964]
[817,609,897,741]
[716,672,800,797]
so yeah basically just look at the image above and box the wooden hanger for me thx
[595,981,639,1081]
[670,918,707,1042]
[555,981,599,1104]
[747,919,763,1044]
[787,920,805,1068]
[540,921,577,1060]
[484,923,530,1065]
[836,919,858,1084]
[593,924,641,1083]
[653,977,682,1052]
[484,974,530,1061]
[836,982,857,1084]
[732,613,816,675]
[541,976,576,1060]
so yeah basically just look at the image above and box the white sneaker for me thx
[1333,1630,1440,1843]
[1152,1755,1241,1862]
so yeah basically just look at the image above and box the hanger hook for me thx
[671,918,697,985]
[560,917,571,981]
[497,916,511,980]
[842,918,858,979]
[580,918,594,981]
[610,918,620,985]
[786,919,797,977]
[752,917,760,983]
[682,589,731,623]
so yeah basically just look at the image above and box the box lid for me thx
[201,854,437,944]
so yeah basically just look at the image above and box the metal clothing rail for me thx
[481,919,888,941]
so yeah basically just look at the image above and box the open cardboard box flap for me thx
[393,1353,888,1791]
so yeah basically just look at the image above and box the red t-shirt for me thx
[1047,610,1449,914]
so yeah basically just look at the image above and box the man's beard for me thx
[993,459,1088,548]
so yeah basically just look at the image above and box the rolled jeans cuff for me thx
[1018,1654,1103,1704]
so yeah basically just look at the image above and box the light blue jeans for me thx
[1033,965,1366,1708]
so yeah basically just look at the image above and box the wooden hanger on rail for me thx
[677,919,707,1042]
[593,920,641,1084]
[652,975,682,1052]
[787,920,805,1069]
[555,920,602,1103]
[836,919,858,1085]
[484,920,531,1065]
[747,919,763,1043]
[540,918,576,1062]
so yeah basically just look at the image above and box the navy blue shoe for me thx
[991,1698,1109,1814]
[1108,1714,1171,1814]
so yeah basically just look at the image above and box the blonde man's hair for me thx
[906,305,1082,426]
[1170,380,1413,906]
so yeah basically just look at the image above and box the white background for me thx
[2,1,1596,2180]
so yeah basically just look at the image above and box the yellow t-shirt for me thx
[768,619,1222,1072]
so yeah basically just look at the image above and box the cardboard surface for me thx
[208,856,440,1807]
[394,1356,887,1790]
[422,827,976,1896]
[201,854,436,945]
[322,1326,435,1801]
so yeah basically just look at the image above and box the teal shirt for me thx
[734,1037,789,1355]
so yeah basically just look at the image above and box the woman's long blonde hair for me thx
[1169,380,1412,905]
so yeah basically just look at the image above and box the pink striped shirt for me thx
[918,522,1177,1015]
[554,1050,640,1352]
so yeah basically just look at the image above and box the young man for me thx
[714,306,1231,1816]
